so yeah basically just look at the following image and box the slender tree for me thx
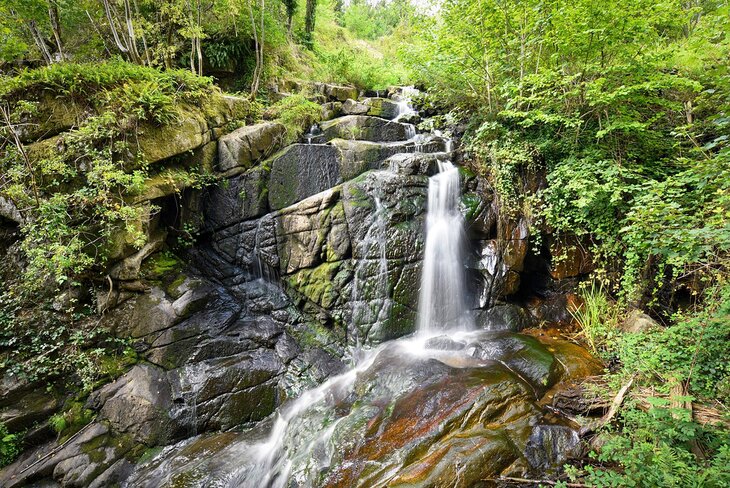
[304,0,315,45]
[281,0,296,36]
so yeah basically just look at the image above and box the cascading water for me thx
[225,158,473,488]
[417,161,472,334]
[350,192,390,352]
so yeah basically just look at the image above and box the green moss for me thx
[287,261,343,308]
[135,446,163,464]
[143,251,181,278]
[263,94,322,143]
[57,401,95,443]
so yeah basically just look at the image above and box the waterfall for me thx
[350,193,390,351]
[417,161,472,334]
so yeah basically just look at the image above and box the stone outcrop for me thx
[124,330,597,488]
[217,122,286,173]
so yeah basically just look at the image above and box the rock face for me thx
[268,144,342,210]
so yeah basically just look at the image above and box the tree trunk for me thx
[27,20,53,65]
[196,0,203,76]
[102,0,130,56]
[304,0,316,46]
[48,1,65,61]
[248,0,261,97]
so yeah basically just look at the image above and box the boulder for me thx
[476,302,534,331]
[167,348,283,431]
[549,235,593,280]
[0,389,60,432]
[0,422,139,488]
[108,230,166,281]
[622,309,660,334]
[320,116,413,142]
[0,197,24,224]
[88,364,175,445]
[365,97,401,120]
[342,171,428,344]
[332,140,444,180]
[275,187,350,274]
[341,99,369,116]
[321,102,343,121]
[16,95,83,143]
[267,144,343,210]
[319,83,358,102]
[217,122,286,173]
[137,108,212,165]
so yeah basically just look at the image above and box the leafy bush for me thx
[566,405,730,487]
[0,423,19,467]
[0,61,216,388]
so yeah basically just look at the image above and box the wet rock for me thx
[528,330,603,381]
[466,332,563,396]
[267,144,342,210]
[342,171,428,343]
[524,424,581,471]
[87,364,175,445]
[502,218,530,272]
[320,115,413,142]
[168,349,283,430]
[321,356,538,487]
[217,122,286,173]
[476,302,534,331]
[124,432,249,488]
[203,165,270,230]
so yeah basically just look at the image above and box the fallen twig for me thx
[580,375,634,436]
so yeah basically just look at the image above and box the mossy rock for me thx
[287,261,344,309]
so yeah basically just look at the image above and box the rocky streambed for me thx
[0,86,601,487]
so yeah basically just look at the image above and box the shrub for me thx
[264,94,322,143]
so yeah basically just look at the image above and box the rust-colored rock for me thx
[548,235,593,280]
